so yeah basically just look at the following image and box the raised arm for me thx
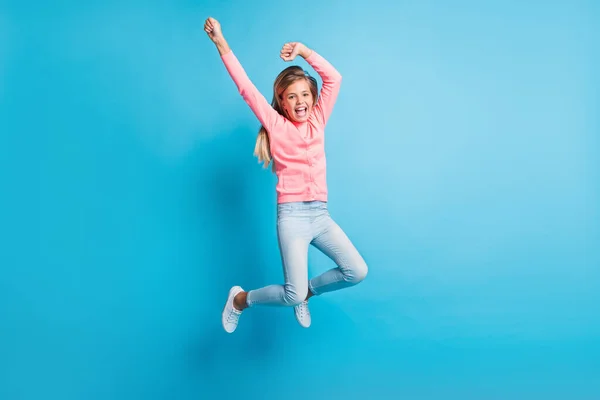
[204,17,282,132]
[281,42,343,125]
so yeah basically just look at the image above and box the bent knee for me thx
[283,285,307,306]
[348,260,368,284]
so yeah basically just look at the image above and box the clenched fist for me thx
[280,42,311,61]
[204,17,223,44]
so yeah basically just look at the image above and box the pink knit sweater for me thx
[221,49,342,203]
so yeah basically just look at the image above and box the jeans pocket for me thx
[277,204,295,219]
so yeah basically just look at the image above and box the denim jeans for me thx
[246,201,368,307]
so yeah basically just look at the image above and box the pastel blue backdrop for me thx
[1,0,598,399]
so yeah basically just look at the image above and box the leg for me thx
[309,214,368,296]
[221,211,310,333]
[244,213,311,307]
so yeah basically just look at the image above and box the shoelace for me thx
[226,309,241,323]
[296,301,309,317]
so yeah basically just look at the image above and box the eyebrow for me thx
[287,90,310,96]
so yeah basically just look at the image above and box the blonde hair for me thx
[254,66,318,170]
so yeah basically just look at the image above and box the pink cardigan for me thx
[221,49,342,203]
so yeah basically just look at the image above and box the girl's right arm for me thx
[204,18,282,132]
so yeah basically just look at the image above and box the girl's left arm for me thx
[292,43,343,125]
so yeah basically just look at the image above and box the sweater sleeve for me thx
[221,50,283,132]
[305,50,343,126]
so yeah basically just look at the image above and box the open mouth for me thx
[295,106,307,118]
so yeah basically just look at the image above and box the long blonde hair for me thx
[254,66,318,170]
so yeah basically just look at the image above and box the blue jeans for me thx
[246,201,368,307]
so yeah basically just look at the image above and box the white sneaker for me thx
[294,301,311,328]
[222,286,244,333]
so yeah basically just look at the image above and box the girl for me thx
[204,17,368,333]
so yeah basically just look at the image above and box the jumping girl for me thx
[204,17,368,333]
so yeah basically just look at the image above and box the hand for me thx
[280,42,311,61]
[204,17,224,44]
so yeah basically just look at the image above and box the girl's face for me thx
[281,79,314,123]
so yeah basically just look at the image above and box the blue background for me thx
[1,0,599,399]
